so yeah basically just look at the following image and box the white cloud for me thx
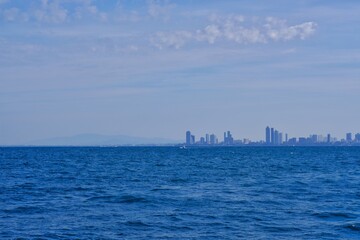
[114,10,141,22]
[147,0,175,19]
[209,14,246,24]
[35,0,68,23]
[195,25,221,44]
[0,0,108,23]
[74,0,108,22]
[151,31,192,49]
[222,20,266,44]
[151,16,317,49]
[265,17,317,41]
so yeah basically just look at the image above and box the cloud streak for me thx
[0,0,107,23]
[151,16,317,49]
[147,0,175,19]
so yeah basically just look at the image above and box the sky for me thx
[0,0,360,144]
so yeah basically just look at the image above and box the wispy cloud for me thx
[0,0,107,23]
[33,0,68,23]
[265,17,316,41]
[147,0,175,19]
[73,0,107,22]
[151,15,317,49]
[150,31,192,49]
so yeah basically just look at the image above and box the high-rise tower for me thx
[274,130,279,145]
[346,133,352,142]
[186,131,191,145]
[266,126,271,145]
[271,128,275,144]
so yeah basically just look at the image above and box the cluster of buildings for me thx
[294,132,360,145]
[186,131,218,145]
[186,130,243,146]
[185,130,252,146]
[265,126,287,145]
[264,126,360,145]
[184,128,360,146]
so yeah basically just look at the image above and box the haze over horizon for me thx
[1,0,359,145]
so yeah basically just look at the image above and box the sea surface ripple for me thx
[0,147,360,239]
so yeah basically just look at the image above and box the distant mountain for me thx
[26,134,181,146]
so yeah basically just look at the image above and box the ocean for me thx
[0,147,359,239]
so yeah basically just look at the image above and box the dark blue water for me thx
[1,147,359,239]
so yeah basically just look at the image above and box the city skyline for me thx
[185,127,360,146]
[1,1,360,145]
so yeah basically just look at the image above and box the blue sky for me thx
[1,0,360,144]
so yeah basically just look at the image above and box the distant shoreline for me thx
[1,145,360,148]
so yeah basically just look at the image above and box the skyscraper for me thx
[191,135,195,145]
[346,133,352,142]
[327,134,331,143]
[271,128,275,144]
[266,126,271,145]
[311,134,318,143]
[186,131,191,145]
[274,130,279,145]
[355,133,360,142]
[223,131,234,145]
[227,131,234,144]
[210,134,217,145]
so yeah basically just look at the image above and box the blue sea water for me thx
[0,147,359,239]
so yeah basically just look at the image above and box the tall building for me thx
[266,126,271,145]
[223,131,234,145]
[311,134,318,143]
[279,132,283,145]
[271,128,275,144]
[191,135,195,145]
[285,133,288,143]
[346,133,352,142]
[186,131,191,145]
[228,131,234,144]
[210,134,217,145]
[274,130,279,145]
[355,133,360,142]
[327,134,331,143]
[206,134,209,144]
